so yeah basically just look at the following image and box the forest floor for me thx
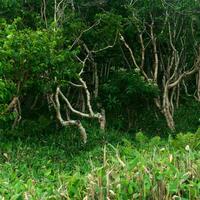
[0,128,199,199]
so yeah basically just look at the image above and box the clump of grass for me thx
[0,129,199,199]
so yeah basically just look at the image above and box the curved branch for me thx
[54,87,87,143]
[57,87,91,118]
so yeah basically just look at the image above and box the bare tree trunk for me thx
[176,84,180,108]
[41,0,48,28]
[162,86,175,131]
[94,63,99,98]
[197,69,200,101]
[2,96,22,129]
[99,108,106,131]
[71,0,75,12]
[163,108,175,131]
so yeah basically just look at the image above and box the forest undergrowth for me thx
[0,127,199,200]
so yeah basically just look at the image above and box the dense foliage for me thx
[0,1,200,199]
[0,129,199,199]
[1,0,200,135]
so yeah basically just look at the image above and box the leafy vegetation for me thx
[1,0,200,134]
[1,0,200,199]
[0,129,199,199]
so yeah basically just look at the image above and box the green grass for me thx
[0,128,200,199]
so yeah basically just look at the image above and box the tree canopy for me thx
[1,0,200,140]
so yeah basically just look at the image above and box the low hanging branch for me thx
[53,82,106,143]
[52,53,106,143]
[51,24,120,143]
[196,69,200,101]
[52,87,88,143]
